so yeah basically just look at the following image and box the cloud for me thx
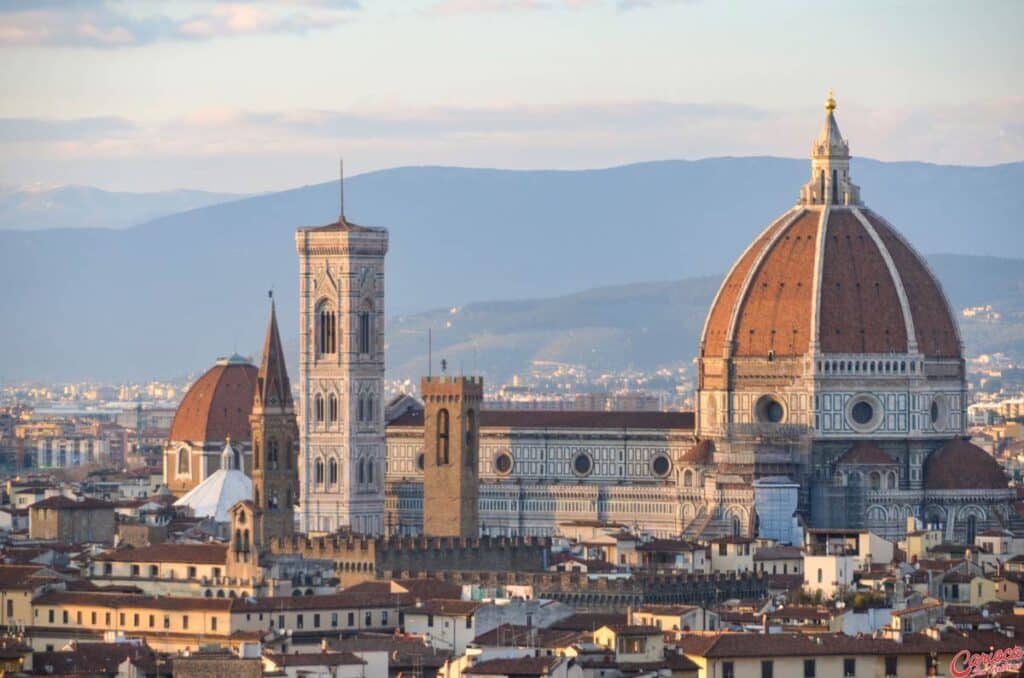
[0,116,135,142]
[1,99,1020,193]
[0,1,357,48]
[429,0,688,13]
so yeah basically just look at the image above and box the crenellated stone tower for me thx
[422,376,482,538]
[296,205,388,535]
[249,298,300,541]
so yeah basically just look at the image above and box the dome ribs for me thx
[168,362,258,443]
[731,209,819,357]
[818,210,907,354]
[701,211,796,357]
[864,210,961,358]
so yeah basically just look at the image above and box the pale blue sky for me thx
[0,0,1020,191]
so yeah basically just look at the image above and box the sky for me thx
[0,0,1021,193]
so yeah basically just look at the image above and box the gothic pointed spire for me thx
[255,294,293,411]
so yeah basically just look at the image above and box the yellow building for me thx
[679,631,997,678]
[592,624,664,664]
[30,591,236,653]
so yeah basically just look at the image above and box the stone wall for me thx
[386,569,766,611]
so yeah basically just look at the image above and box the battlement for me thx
[384,569,767,610]
[421,375,484,400]
[265,533,549,574]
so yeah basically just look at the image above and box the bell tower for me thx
[250,297,299,541]
[295,193,388,535]
[422,375,482,538]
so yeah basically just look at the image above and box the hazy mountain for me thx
[0,158,1021,382]
[0,185,245,231]
[386,255,1024,388]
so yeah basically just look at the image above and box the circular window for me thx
[572,453,593,477]
[851,401,873,425]
[494,453,513,474]
[651,454,671,477]
[847,394,883,432]
[416,453,424,471]
[755,395,785,424]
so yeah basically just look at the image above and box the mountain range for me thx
[0,185,245,231]
[0,157,1021,382]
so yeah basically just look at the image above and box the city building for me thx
[296,205,389,535]
[162,355,257,496]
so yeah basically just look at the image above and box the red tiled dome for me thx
[700,206,960,360]
[923,438,1009,491]
[168,356,257,443]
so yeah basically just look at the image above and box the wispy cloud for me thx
[429,0,687,14]
[0,1,358,48]
[0,116,135,142]
[1,99,1020,192]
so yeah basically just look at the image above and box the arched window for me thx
[243,529,250,552]
[366,395,374,423]
[819,170,825,200]
[254,487,260,507]
[234,529,242,552]
[358,300,373,354]
[268,438,279,470]
[886,472,897,490]
[437,409,450,465]
[316,302,336,356]
[315,459,324,485]
[315,395,325,423]
[328,395,338,423]
[177,448,189,474]
[966,515,978,544]
[328,458,338,486]
[253,443,260,470]
[284,439,292,469]
[869,471,881,491]
[268,492,278,509]
[367,460,374,485]
[683,469,694,488]
[358,458,365,484]
[832,168,838,203]
[357,396,364,422]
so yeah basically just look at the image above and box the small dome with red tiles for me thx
[168,355,257,443]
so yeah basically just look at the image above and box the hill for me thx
[0,158,1021,381]
[386,255,1024,388]
[0,185,244,231]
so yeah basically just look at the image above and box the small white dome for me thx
[173,468,252,522]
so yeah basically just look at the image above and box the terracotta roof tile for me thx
[388,410,693,430]
[94,543,228,565]
[168,361,257,442]
[865,210,960,358]
[924,438,1009,491]
[837,442,897,466]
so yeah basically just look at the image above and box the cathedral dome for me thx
[700,97,961,362]
[168,355,258,442]
[923,438,1009,491]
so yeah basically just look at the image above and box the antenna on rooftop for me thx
[339,156,345,220]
